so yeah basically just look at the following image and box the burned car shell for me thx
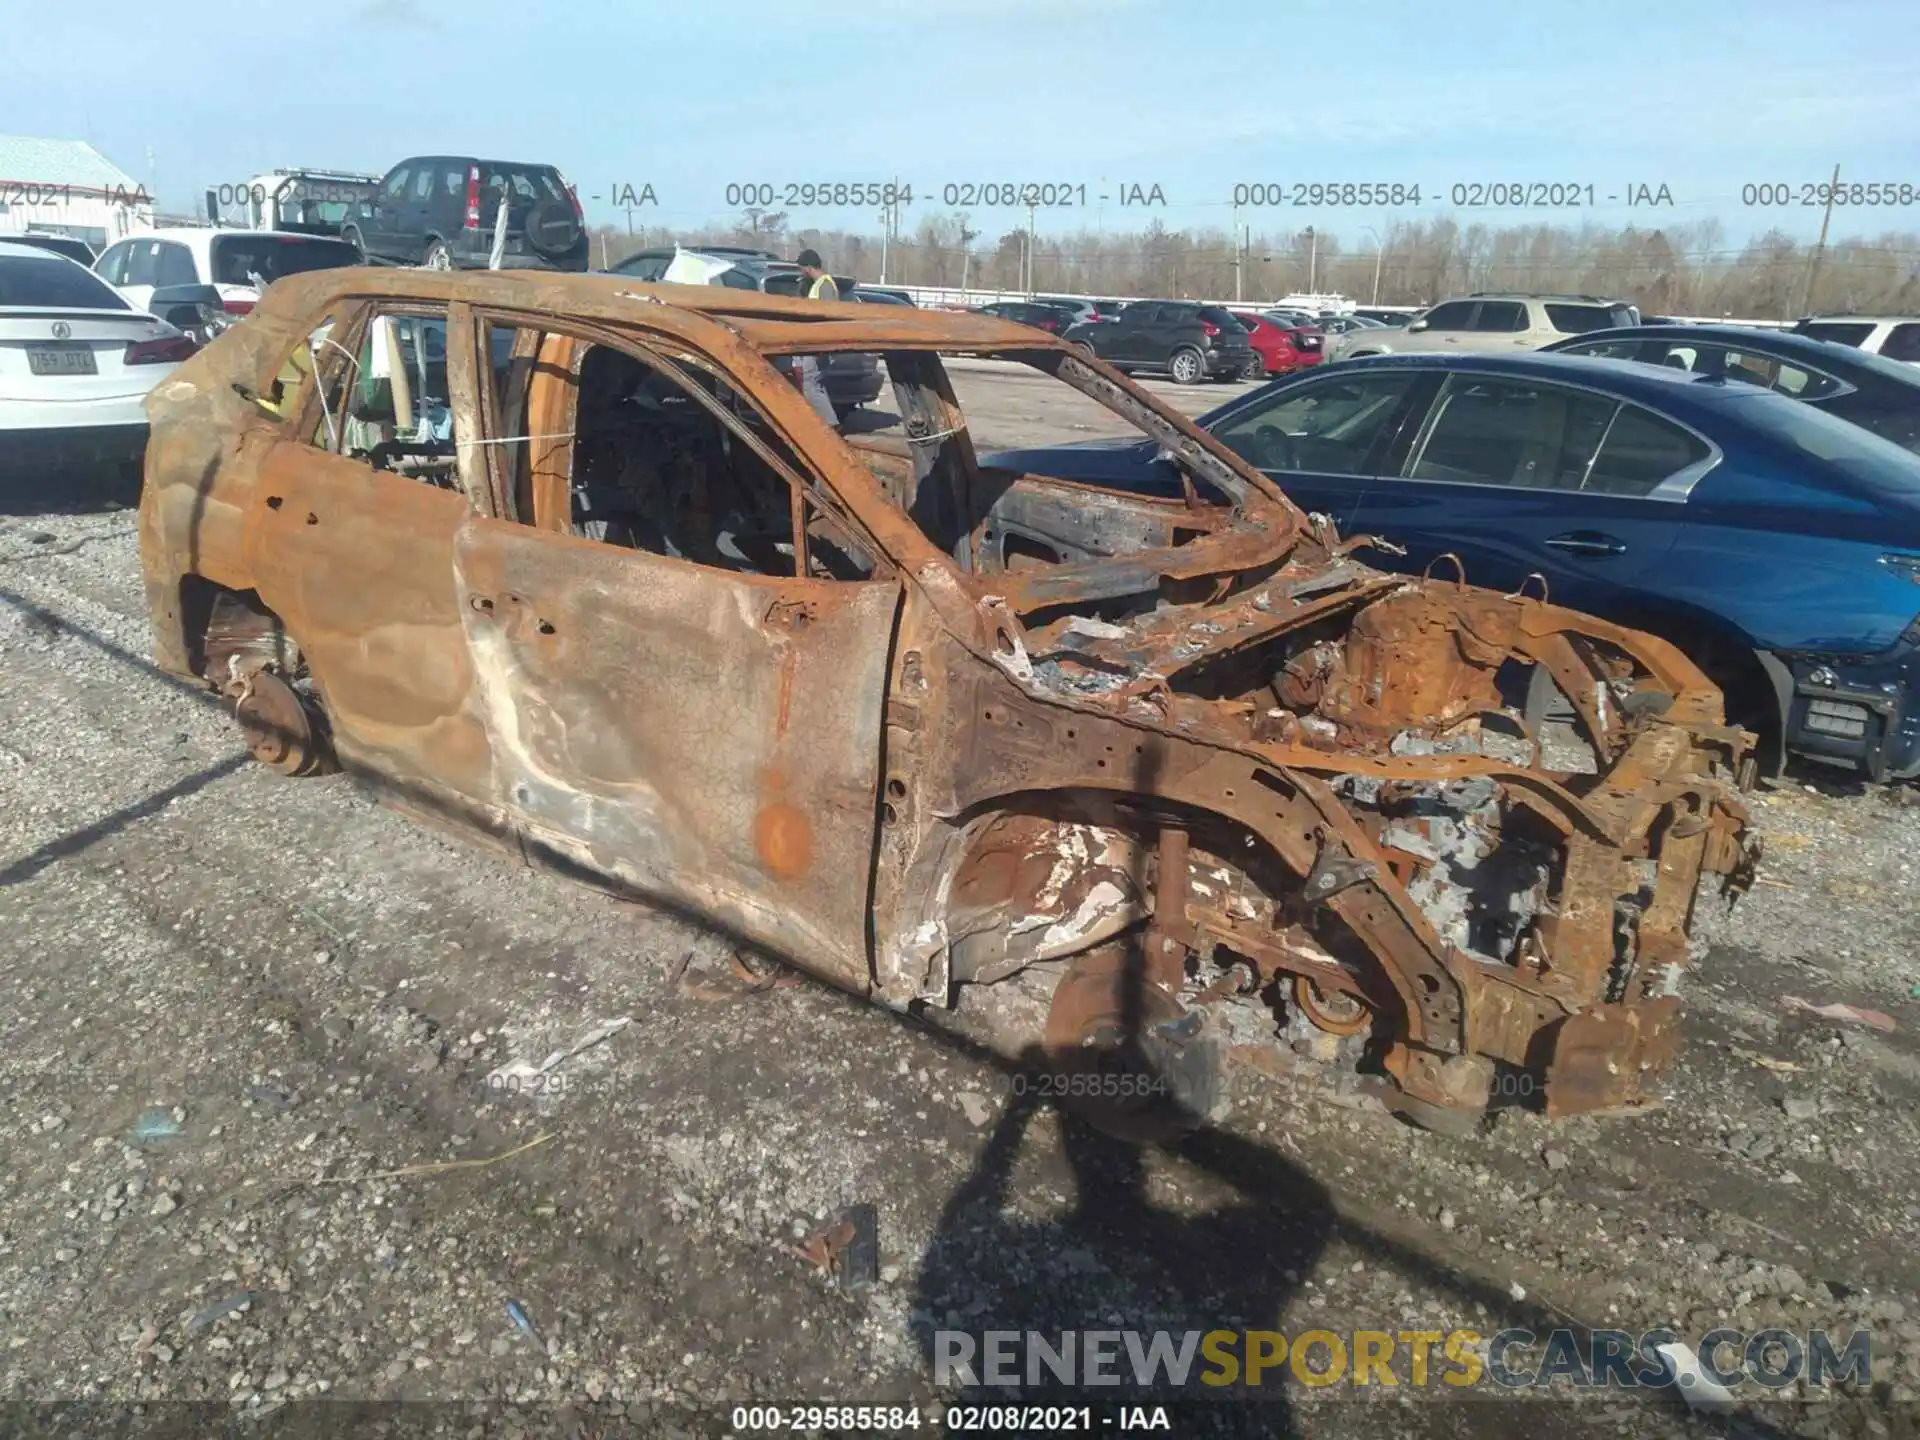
[140,270,1759,1127]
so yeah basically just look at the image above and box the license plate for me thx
[26,343,97,377]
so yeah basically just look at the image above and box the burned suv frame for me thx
[140,271,1759,1132]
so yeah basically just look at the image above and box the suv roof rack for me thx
[1468,291,1622,303]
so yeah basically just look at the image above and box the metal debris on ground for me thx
[789,1204,880,1292]
[1780,995,1897,1033]
[309,1132,555,1186]
[485,1017,633,1089]
[1733,1048,1806,1074]
[667,950,799,1002]
[729,951,802,993]
[132,1109,181,1142]
[505,1298,537,1338]
[186,1291,261,1334]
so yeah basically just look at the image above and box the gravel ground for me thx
[0,372,1915,1439]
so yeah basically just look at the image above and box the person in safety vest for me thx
[793,248,840,425]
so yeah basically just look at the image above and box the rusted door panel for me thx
[243,441,496,798]
[452,517,900,989]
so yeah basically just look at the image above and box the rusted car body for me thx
[139,270,1760,1130]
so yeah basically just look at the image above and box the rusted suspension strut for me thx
[1147,824,1194,992]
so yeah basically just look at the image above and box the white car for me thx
[1792,315,1920,367]
[92,227,360,319]
[0,240,194,476]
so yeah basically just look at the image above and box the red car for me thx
[1230,310,1324,377]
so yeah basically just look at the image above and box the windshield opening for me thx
[755,342,1295,600]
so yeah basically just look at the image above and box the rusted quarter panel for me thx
[246,440,495,800]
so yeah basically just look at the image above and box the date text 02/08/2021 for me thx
[1229,181,1676,208]
[729,1403,1176,1432]
[718,182,1168,209]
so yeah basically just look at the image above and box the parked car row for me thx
[604,244,889,419]
[5,150,592,482]
[942,298,1335,385]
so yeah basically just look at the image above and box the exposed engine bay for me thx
[850,351,1760,1134]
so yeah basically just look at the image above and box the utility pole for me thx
[1801,163,1841,317]
[880,199,891,285]
[1362,225,1385,305]
[1231,201,1242,303]
[1025,201,1038,296]
[1305,226,1318,294]
[958,215,977,299]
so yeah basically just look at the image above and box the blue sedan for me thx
[983,353,1920,781]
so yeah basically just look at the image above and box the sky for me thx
[12,0,1920,250]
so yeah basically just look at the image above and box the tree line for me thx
[589,212,1920,318]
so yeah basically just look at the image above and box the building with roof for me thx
[0,135,154,250]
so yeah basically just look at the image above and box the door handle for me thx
[1544,532,1628,556]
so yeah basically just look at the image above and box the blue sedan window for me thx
[1651,344,1847,401]
[1585,406,1710,495]
[1408,378,1615,489]
[1565,338,1643,361]
[1407,375,1707,496]
[1214,371,1419,475]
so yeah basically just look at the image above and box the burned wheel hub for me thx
[1293,976,1371,1037]
[1042,943,1221,1141]
[228,669,334,777]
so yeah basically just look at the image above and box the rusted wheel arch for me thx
[916,783,1421,1025]
[925,733,1467,1053]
